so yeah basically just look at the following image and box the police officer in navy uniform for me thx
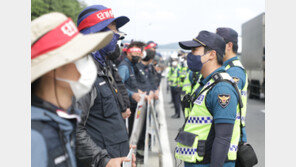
[175,31,242,167]
[216,27,248,143]
[31,12,113,167]
[75,5,136,167]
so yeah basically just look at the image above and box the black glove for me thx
[181,94,191,109]
[180,77,185,83]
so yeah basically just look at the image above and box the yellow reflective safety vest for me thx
[167,66,176,86]
[225,59,248,127]
[171,65,181,87]
[182,71,202,95]
[183,72,202,118]
[175,72,242,163]
[182,72,192,94]
[179,66,188,87]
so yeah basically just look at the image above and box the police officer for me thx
[31,12,113,167]
[167,54,178,101]
[175,30,242,167]
[178,51,190,116]
[118,41,147,136]
[170,55,183,119]
[216,27,248,143]
[181,70,202,118]
[75,5,136,167]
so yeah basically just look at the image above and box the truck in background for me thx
[240,12,265,99]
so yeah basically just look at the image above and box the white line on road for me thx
[158,84,174,167]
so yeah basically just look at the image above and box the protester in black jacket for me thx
[75,5,136,167]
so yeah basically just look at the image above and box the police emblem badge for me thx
[218,94,231,108]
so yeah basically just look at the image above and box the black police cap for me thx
[216,27,238,43]
[179,30,226,57]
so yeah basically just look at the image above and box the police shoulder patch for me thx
[218,94,231,108]
[232,77,240,84]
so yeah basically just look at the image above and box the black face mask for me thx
[142,49,155,62]
[131,56,140,64]
[106,44,121,61]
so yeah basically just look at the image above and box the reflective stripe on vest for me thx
[225,59,248,127]
[175,72,241,163]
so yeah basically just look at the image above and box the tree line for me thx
[31,0,87,23]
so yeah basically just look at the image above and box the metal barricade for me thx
[144,99,163,167]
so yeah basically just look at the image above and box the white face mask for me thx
[172,61,178,67]
[56,55,97,101]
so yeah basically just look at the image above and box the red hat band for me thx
[31,18,79,59]
[78,8,114,31]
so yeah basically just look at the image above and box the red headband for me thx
[144,43,157,50]
[127,47,142,53]
[31,18,79,59]
[78,8,114,31]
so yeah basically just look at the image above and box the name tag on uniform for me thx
[54,154,68,165]
[99,81,106,86]
[204,82,211,89]
[241,90,247,96]
[194,95,204,105]
[140,70,145,76]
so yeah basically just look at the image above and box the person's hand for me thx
[132,93,141,102]
[122,108,131,119]
[138,89,144,94]
[132,153,136,167]
[106,157,129,167]
[145,91,153,104]
[144,95,149,102]
[129,145,137,167]
[154,90,159,100]
[130,144,137,149]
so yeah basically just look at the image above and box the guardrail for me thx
[144,99,163,166]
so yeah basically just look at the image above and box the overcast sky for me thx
[83,0,265,45]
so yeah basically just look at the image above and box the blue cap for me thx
[77,5,130,34]
[216,27,238,43]
[179,30,226,57]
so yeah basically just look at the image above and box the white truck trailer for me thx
[240,13,265,99]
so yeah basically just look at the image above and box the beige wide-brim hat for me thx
[31,12,113,82]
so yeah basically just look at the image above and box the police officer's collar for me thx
[200,67,226,85]
[222,56,239,67]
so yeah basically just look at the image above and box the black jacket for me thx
[106,59,130,111]
[75,56,129,167]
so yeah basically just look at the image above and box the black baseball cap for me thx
[179,30,226,57]
[216,27,238,43]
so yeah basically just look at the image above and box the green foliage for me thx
[31,0,87,23]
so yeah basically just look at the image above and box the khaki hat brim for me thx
[31,31,113,82]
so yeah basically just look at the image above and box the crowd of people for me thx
[30,2,256,167]
[31,4,164,167]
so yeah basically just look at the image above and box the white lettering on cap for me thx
[61,20,78,37]
[97,12,105,20]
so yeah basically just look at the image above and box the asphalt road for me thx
[161,79,265,167]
